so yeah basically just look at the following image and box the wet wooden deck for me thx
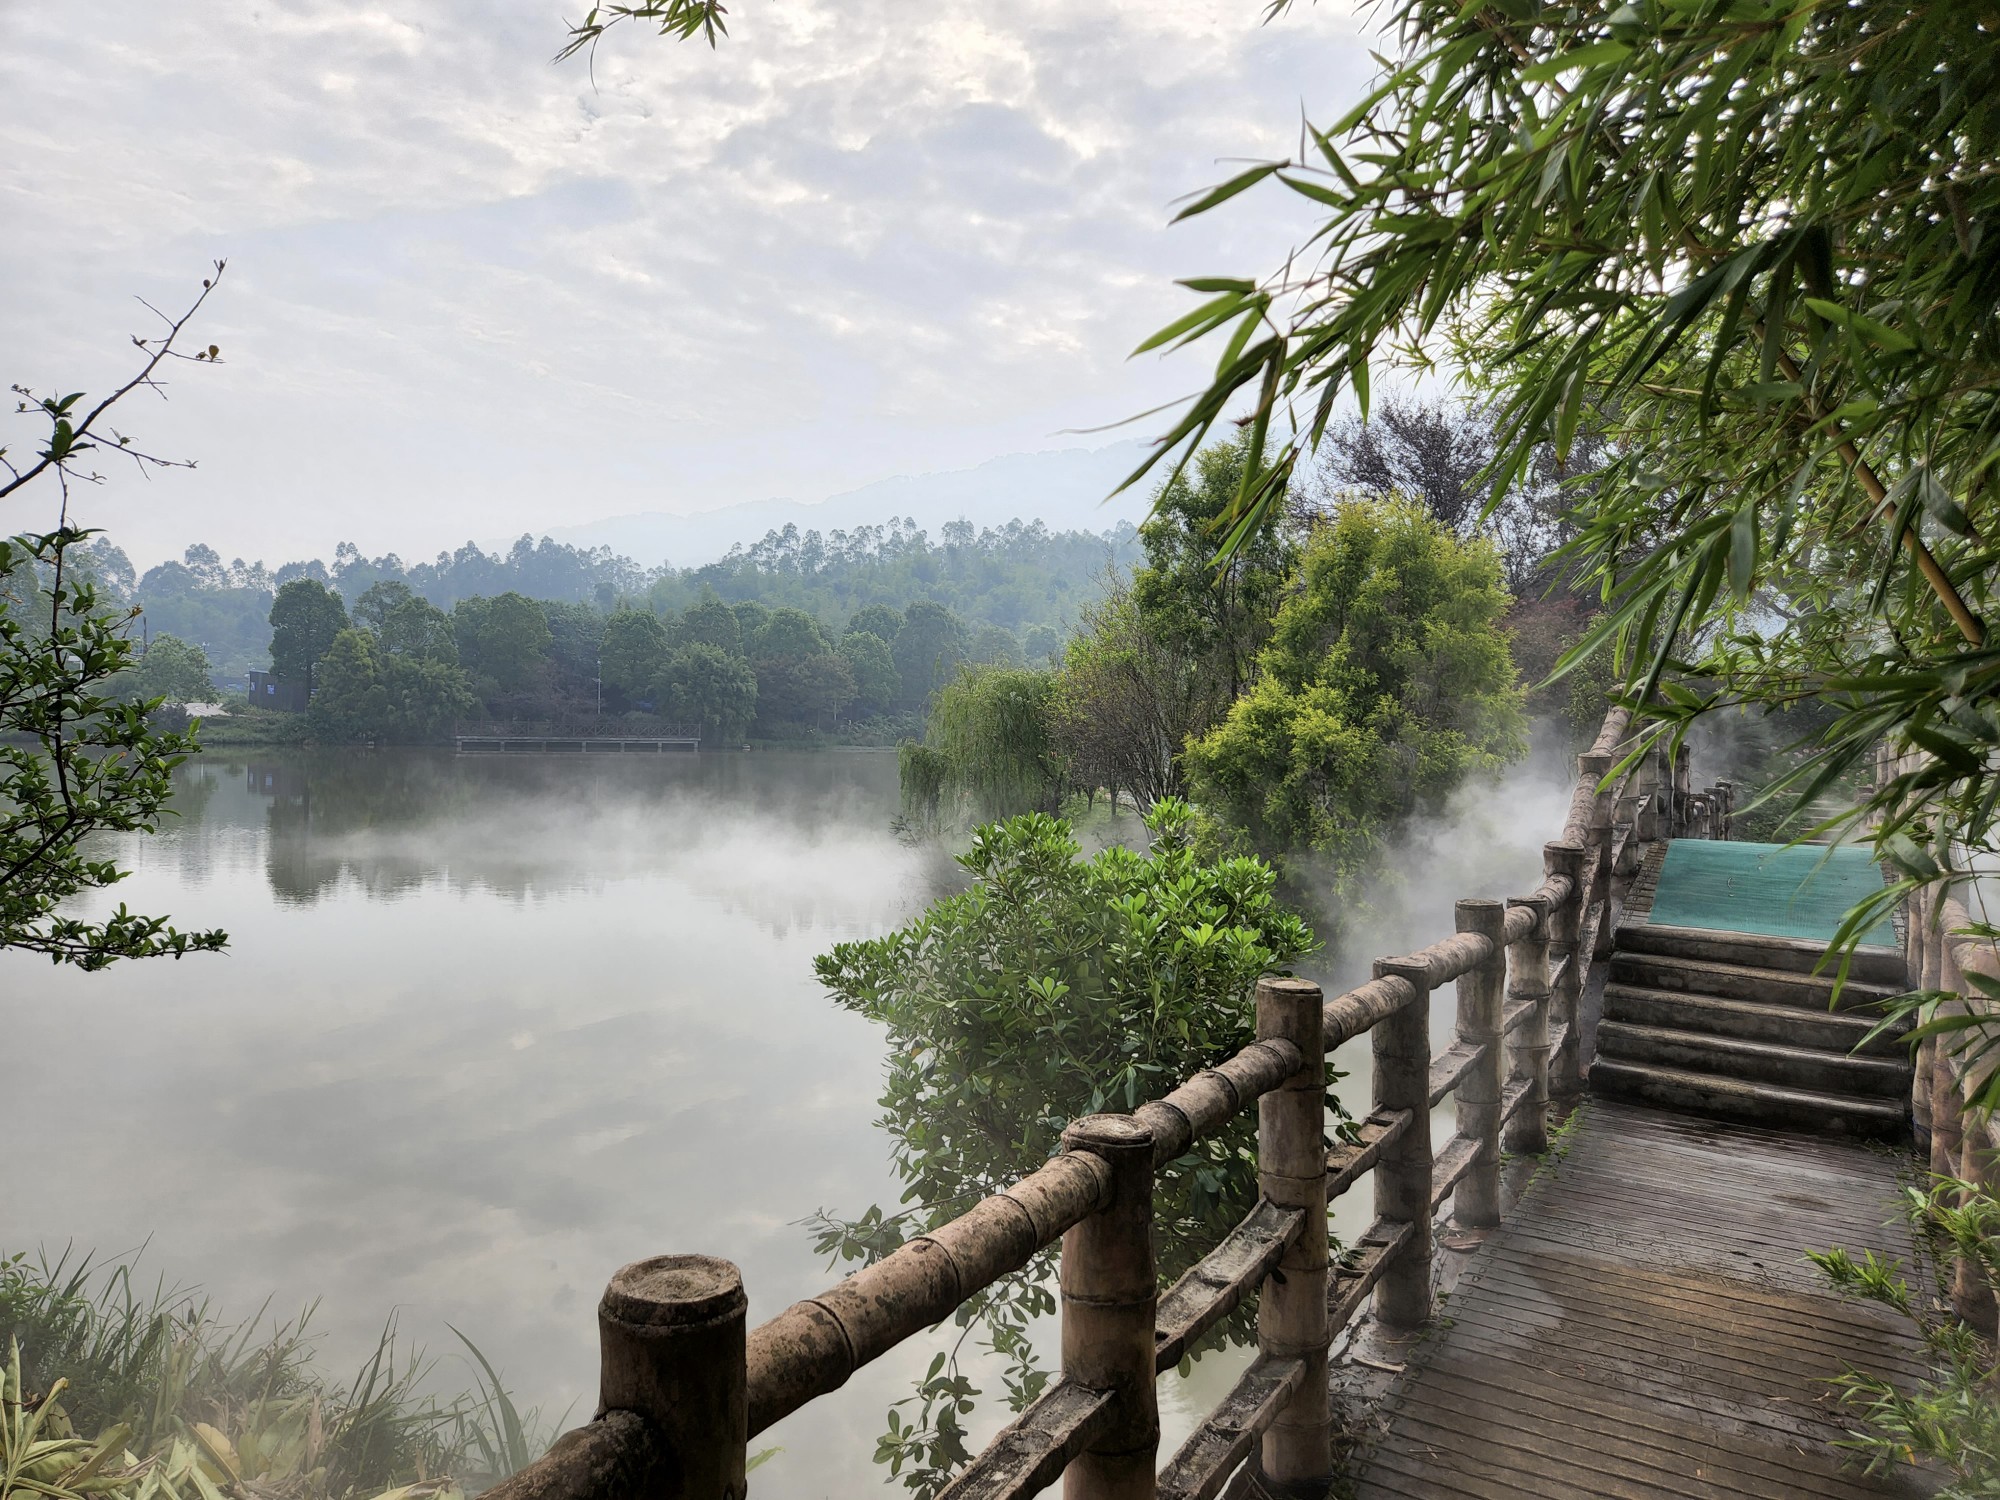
[1348,1100,1934,1499]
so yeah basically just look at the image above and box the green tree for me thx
[125,635,214,706]
[268,578,348,684]
[655,642,756,745]
[542,599,607,704]
[838,630,898,718]
[749,606,829,661]
[748,607,852,730]
[1132,433,1294,733]
[680,586,743,655]
[0,266,229,966]
[914,665,1064,823]
[892,601,968,712]
[599,608,672,707]
[307,629,387,741]
[452,592,552,696]
[376,593,457,665]
[351,579,417,630]
[309,626,475,744]
[729,599,770,646]
[968,624,1022,667]
[845,604,904,643]
[1185,500,1522,890]
[1050,580,1204,808]
[809,802,1317,1494]
[1022,623,1061,665]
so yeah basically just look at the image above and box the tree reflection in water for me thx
[809,801,1328,1497]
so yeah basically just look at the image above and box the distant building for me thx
[246,670,310,712]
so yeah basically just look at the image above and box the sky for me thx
[2,1,1376,570]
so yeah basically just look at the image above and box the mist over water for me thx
[1,749,969,1497]
[4,743,1583,1494]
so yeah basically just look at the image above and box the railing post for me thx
[1581,749,1616,961]
[1371,957,1433,1330]
[1255,977,1330,1491]
[1453,900,1507,1229]
[1544,842,1587,1097]
[598,1255,748,1500]
[1059,1115,1157,1500]
[1503,893,1554,1156]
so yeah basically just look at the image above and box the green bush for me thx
[809,800,1320,1494]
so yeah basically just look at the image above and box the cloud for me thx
[0,0,1372,567]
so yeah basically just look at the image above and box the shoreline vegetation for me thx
[0,1250,547,1500]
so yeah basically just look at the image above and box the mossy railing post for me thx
[1581,749,1616,962]
[1255,977,1330,1490]
[1545,842,1586,1097]
[1503,891,1553,1156]
[598,1255,748,1500]
[1453,900,1507,1229]
[1372,957,1433,1330]
[1059,1115,1158,1500]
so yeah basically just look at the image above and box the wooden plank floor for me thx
[1349,1100,1935,1499]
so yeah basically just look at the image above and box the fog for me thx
[0,750,1275,1496]
[2,742,1588,1494]
[2,751,956,1497]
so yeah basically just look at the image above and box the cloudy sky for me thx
[2,1,1375,569]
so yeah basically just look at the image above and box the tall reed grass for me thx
[0,1250,553,1500]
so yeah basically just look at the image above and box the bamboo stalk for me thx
[597,1255,747,1500]
[1254,977,1331,1489]
[1059,1115,1159,1500]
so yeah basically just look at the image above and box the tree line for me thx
[252,578,1036,745]
[82,517,1137,683]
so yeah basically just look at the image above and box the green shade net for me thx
[1646,840,1896,947]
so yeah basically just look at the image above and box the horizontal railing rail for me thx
[481,706,1674,1500]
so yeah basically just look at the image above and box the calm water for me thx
[2,745,1573,1495]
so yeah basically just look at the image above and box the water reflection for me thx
[2,747,981,1500]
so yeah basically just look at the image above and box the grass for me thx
[0,1249,556,1500]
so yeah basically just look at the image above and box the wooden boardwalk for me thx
[1349,1100,1933,1499]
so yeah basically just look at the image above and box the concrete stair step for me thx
[1589,1058,1909,1140]
[1596,1019,1912,1099]
[1607,948,1904,1012]
[1615,922,1905,986]
[1602,983,1910,1057]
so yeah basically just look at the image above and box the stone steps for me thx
[1589,1059,1909,1141]
[1614,922,1905,986]
[1593,908,1911,1138]
[1601,983,1908,1057]
[1595,1019,1911,1098]
[1606,949,1903,1012]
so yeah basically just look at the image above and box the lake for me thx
[1,744,1573,1495]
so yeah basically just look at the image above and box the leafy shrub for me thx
[810,800,1321,1494]
[1811,1177,2000,1495]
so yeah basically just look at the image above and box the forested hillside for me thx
[87,519,1140,682]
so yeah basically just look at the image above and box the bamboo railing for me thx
[484,707,1683,1500]
[1880,745,2000,1339]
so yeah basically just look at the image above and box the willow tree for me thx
[908,664,1065,827]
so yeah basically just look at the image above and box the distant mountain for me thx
[539,441,1156,568]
